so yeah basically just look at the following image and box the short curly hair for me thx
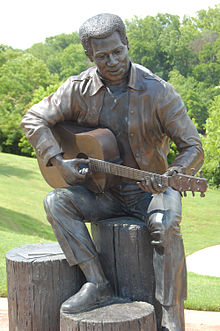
[79,13,128,57]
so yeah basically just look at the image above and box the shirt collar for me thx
[128,63,145,91]
[88,63,145,96]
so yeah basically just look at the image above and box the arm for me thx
[157,82,204,174]
[138,82,204,194]
[21,78,88,185]
[21,77,77,166]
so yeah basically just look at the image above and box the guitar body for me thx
[37,121,120,193]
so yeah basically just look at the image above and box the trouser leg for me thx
[44,185,125,313]
[44,185,124,266]
[162,300,185,331]
[146,188,187,330]
[147,188,187,306]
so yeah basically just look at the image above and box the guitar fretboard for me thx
[89,158,168,187]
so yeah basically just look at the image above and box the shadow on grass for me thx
[0,163,36,178]
[0,206,55,240]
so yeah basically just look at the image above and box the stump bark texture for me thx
[60,301,157,331]
[6,242,85,331]
[91,217,155,304]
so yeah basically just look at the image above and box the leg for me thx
[147,188,187,330]
[44,185,125,313]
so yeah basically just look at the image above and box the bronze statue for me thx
[21,13,204,330]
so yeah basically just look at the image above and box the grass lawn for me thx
[0,152,219,311]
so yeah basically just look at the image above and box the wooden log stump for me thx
[91,217,155,304]
[60,301,157,331]
[6,242,85,331]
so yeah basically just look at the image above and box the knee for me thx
[44,189,60,216]
[44,188,71,214]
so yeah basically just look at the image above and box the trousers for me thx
[44,183,187,306]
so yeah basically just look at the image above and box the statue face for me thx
[90,31,130,82]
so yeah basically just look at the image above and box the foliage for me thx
[201,95,220,187]
[0,49,59,155]
[59,43,92,80]
[27,32,91,79]
[168,69,219,132]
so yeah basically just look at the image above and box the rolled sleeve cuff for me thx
[33,134,63,166]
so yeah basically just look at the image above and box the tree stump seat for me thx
[60,301,157,331]
[6,242,85,331]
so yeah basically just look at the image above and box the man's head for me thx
[79,13,130,82]
[79,13,129,57]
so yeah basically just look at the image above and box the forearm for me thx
[169,144,204,174]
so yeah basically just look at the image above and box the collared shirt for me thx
[21,63,204,175]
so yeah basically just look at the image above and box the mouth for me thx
[108,68,122,74]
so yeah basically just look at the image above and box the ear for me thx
[85,50,94,62]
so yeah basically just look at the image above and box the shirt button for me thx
[130,110,134,114]
[136,152,139,157]
[129,133,134,137]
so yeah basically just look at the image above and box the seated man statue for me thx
[21,13,204,330]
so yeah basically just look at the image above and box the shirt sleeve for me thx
[21,77,76,166]
[156,82,204,174]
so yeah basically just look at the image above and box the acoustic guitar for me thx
[37,121,208,196]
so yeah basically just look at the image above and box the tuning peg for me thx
[184,191,187,197]
[191,168,196,176]
[199,170,203,178]
[192,191,195,197]
[200,192,205,197]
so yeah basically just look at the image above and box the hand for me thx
[51,154,90,186]
[164,166,185,177]
[137,166,184,194]
[137,177,168,194]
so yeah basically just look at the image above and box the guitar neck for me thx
[89,158,168,186]
[88,157,208,195]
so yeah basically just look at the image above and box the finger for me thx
[143,179,158,194]
[136,181,148,192]
[152,181,166,193]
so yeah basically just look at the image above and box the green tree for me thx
[59,43,92,80]
[0,52,59,154]
[168,70,219,132]
[201,94,220,186]
[27,32,83,79]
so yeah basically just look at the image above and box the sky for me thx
[1,0,219,50]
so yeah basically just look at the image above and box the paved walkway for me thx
[1,246,219,330]
[186,245,220,277]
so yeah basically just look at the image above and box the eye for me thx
[114,49,122,55]
[96,54,105,61]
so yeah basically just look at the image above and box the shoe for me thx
[61,281,113,314]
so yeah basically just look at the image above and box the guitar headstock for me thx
[168,173,208,197]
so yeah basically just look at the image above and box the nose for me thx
[107,53,118,66]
